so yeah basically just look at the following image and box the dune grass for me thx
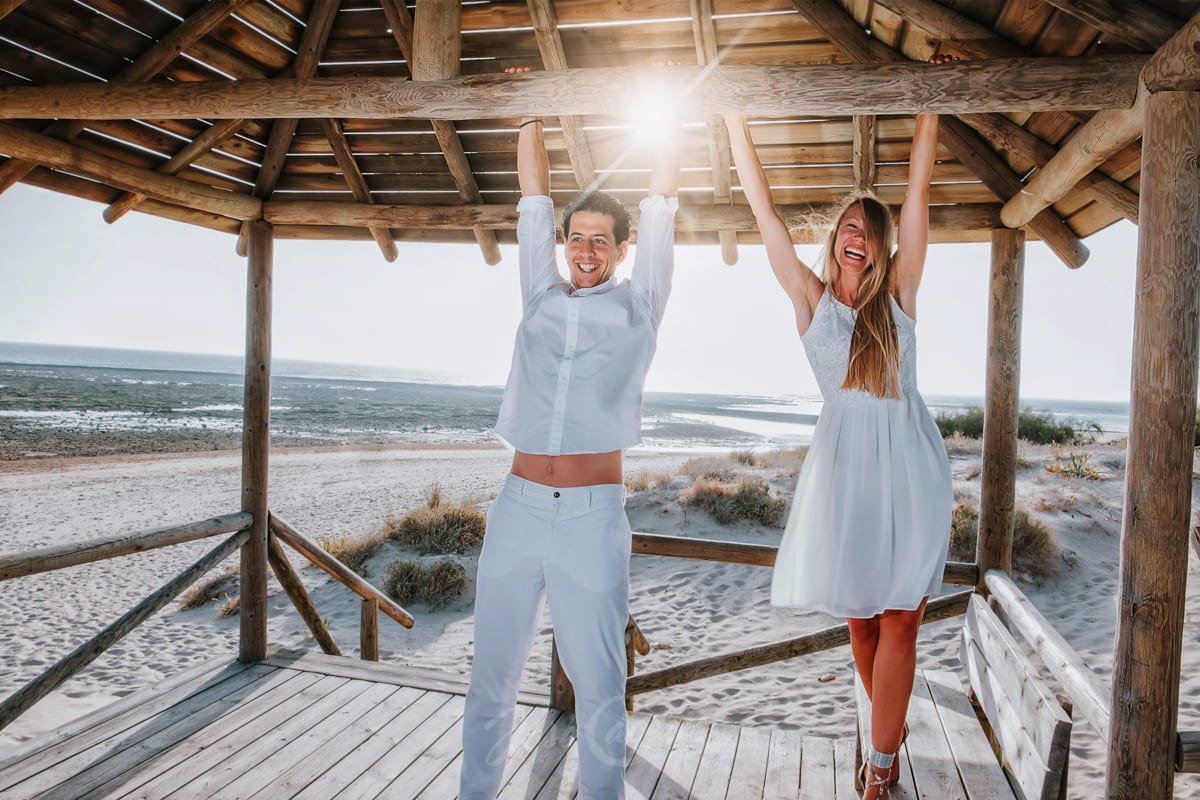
[679,475,787,527]
[948,499,1057,578]
[384,557,468,611]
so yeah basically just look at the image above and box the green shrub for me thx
[935,406,1094,446]
[384,557,467,610]
[680,476,786,527]
[387,503,486,554]
[1044,452,1102,480]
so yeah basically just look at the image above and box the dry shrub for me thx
[625,471,672,493]
[317,530,386,575]
[218,595,240,618]
[179,565,239,611]
[387,503,486,554]
[731,449,757,466]
[680,455,737,481]
[946,500,1057,579]
[756,447,808,471]
[680,476,786,527]
[1044,452,1102,480]
[384,557,467,611]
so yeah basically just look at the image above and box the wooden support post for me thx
[550,636,575,712]
[625,615,650,712]
[977,228,1025,586]
[361,597,380,661]
[689,0,737,265]
[239,220,272,663]
[1107,89,1200,799]
[852,115,877,193]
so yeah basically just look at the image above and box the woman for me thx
[723,72,952,799]
[459,101,679,799]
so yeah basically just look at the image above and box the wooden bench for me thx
[855,594,1072,799]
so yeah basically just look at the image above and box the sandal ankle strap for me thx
[867,748,896,770]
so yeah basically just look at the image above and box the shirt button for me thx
[553,491,561,498]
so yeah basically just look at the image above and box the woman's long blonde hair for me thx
[821,195,901,398]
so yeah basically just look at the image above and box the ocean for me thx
[0,342,1130,458]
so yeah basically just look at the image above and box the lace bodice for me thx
[800,288,919,405]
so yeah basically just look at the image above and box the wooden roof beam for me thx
[0,121,260,219]
[413,0,501,266]
[690,0,737,265]
[1003,10,1200,228]
[0,0,253,195]
[263,199,1002,234]
[871,0,1024,59]
[0,58,1143,120]
[320,118,397,263]
[1038,0,1179,52]
[793,0,1088,268]
[0,1,26,25]
[527,0,598,192]
[958,112,1139,223]
[852,115,876,193]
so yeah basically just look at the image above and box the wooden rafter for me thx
[527,0,598,191]
[0,0,253,195]
[103,118,246,224]
[1038,0,1179,52]
[263,199,1002,234]
[405,0,500,265]
[872,0,1024,59]
[852,115,876,193]
[0,0,26,25]
[0,57,1143,120]
[794,0,1089,269]
[999,83,1147,229]
[690,0,737,266]
[320,118,398,263]
[958,112,1139,223]
[0,122,260,220]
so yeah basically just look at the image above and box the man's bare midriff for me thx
[511,450,622,488]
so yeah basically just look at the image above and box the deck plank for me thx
[110,672,341,799]
[0,661,264,794]
[381,700,470,798]
[416,705,536,799]
[905,672,968,800]
[0,656,242,777]
[626,715,683,800]
[328,694,465,799]
[764,728,802,799]
[191,679,397,799]
[797,736,835,800]
[688,722,740,800]
[290,689,452,800]
[727,724,772,800]
[498,707,577,799]
[245,685,426,799]
[650,718,711,800]
[833,737,858,799]
[6,665,295,800]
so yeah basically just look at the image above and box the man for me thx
[459,108,680,799]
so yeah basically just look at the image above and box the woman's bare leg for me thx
[862,599,927,798]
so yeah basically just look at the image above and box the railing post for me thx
[977,227,1025,588]
[361,597,379,661]
[239,219,272,663]
[549,635,575,712]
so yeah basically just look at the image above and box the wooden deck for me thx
[0,649,1000,799]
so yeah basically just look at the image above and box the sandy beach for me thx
[2,438,1199,798]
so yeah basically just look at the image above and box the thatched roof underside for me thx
[1,0,1196,265]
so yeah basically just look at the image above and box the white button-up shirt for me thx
[495,194,679,455]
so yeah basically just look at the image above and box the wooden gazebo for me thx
[1,1,1199,797]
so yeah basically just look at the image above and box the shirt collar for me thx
[569,276,618,296]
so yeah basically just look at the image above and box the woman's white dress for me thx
[771,288,953,618]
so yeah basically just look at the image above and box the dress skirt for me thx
[770,392,953,619]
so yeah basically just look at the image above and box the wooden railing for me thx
[548,531,980,706]
[0,510,413,733]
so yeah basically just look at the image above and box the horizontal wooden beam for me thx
[1143,10,1200,91]
[1000,82,1147,228]
[1039,0,1179,52]
[263,199,1002,233]
[0,58,1146,120]
[0,512,251,581]
[0,122,261,220]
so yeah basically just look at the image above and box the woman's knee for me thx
[848,615,880,642]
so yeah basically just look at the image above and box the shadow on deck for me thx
[0,649,867,799]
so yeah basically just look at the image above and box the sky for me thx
[0,183,1138,402]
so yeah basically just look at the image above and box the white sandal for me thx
[858,748,896,799]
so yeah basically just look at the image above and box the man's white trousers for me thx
[460,474,630,799]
